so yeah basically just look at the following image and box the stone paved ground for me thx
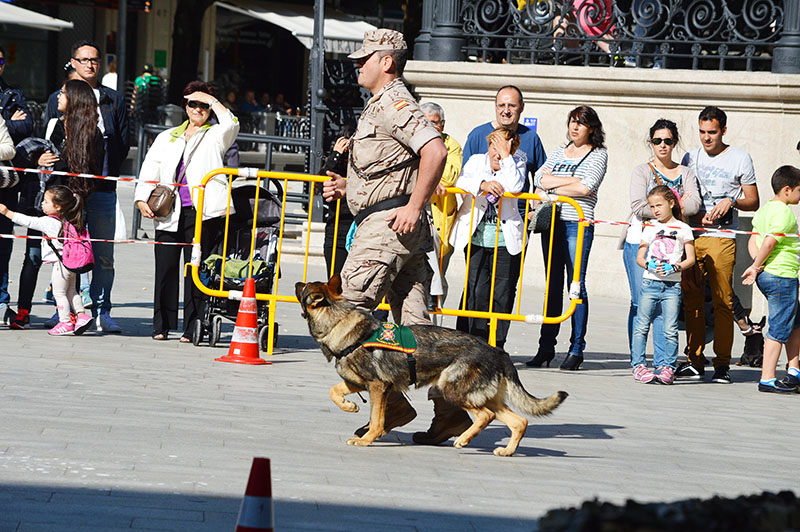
[1,182,798,532]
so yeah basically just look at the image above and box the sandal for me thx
[179,336,192,343]
[152,332,168,340]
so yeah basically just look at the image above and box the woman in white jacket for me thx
[450,128,526,351]
[134,81,240,341]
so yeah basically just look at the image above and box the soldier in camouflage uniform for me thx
[323,29,450,438]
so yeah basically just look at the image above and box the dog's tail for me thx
[504,362,568,417]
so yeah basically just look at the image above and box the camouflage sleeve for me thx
[382,99,440,154]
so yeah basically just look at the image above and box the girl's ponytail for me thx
[47,185,85,233]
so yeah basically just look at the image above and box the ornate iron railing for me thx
[460,0,784,70]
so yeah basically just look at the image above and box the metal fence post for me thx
[309,0,326,222]
[774,0,800,73]
[414,0,436,60]
[429,0,466,61]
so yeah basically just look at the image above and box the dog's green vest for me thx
[362,322,417,353]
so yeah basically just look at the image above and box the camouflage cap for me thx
[348,29,407,60]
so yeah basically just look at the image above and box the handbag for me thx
[531,199,561,234]
[147,184,175,218]
[146,129,208,218]
[0,162,19,189]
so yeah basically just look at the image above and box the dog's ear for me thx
[758,316,766,328]
[328,274,343,295]
[305,291,326,308]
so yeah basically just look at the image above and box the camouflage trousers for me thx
[340,212,433,326]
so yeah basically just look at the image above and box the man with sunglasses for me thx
[0,44,33,325]
[678,106,759,384]
[322,29,447,442]
[43,40,130,334]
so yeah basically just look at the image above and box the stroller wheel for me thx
[209,315,223,347]
[258,322,279,351]
[191,319,204,346]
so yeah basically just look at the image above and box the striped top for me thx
[534,145,608,222]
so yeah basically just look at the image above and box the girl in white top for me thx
[449,128,526,350]
[0,185,93,336]
[632,186,696,385]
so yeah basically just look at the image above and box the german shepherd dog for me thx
[295,275,568,457]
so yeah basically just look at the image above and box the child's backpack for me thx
[46,220,94,273]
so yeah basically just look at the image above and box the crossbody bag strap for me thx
[171,128,209,192]
[569,145,594,177]
[647,162,664,186]
[347,136,420,181]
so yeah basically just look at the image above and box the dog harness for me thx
[337,322,418,385]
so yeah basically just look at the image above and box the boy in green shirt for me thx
[742,165,800,393]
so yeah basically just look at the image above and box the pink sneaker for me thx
[74,313,93,336]
[48,321,75,336]
[657,366,675,385]
[633,364,655,383]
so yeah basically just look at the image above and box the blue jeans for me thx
[632,279,681,369]
[539,220,594,357]
[623,241,665,359]
[86,190,116,315]
[755,271,800,344]
[0,188,18,305]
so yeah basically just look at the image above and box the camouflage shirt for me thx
[346,77,440,216]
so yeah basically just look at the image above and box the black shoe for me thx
[559,354,583,371]
[676,361,704,380]
[779,374,800,390]
[526,351,555,368]
[758,380,797,393]
[711,366,732,384]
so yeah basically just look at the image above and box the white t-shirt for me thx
[681,146,756,239]
[92,87,106,134]
[641,220,694,282]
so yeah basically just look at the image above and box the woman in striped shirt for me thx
[526,105,608,371]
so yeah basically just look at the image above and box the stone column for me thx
[429,0,466,61]
[414,0,436,60]
[774,0,800,73]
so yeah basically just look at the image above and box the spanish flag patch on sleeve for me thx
[393,100,409,111]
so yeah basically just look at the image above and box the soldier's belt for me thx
[354,194,411,226]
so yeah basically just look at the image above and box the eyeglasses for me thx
[651,138,675,146]
[72,57,101,65]
[186,100,211,110]
[0,58,5,66]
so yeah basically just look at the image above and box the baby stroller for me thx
[195,182,282,350]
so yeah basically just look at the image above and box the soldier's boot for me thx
[353,390,416,438]
[412,397,473,445]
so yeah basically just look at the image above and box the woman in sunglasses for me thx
[134,81,239,342]
[622,118,701,365]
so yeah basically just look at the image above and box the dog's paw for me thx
[339,400,359,413]
[346,437,372,446]
[453,436,470,449]
[493,447,515,457]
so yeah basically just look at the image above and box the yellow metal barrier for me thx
[189,168,587,355]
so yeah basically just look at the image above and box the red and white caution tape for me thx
[0,232,192,246]
[0,165,194,187]
[583,218,800,239]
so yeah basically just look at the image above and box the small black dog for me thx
[737,316,765,367]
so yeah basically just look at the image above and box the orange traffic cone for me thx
[234,457,274,532]
[216,278,269,365]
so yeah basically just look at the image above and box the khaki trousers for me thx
[682,236,736,368]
